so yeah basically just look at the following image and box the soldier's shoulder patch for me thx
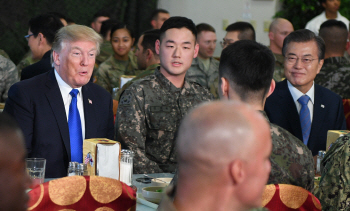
[119,90,133,106]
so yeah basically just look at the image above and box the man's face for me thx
[53,40,97,88]
[91,16,110,33]
[222,31,240,49]
[323,0,341,13]
[0,132,31,211]
[197,31,217,59]
[27,29,41,60]
[153,13,170,29]
[135,35,148,70]
[284,41,324,93]
[239,120,272,209]
[156,27,199,78]
[271,21,294,51]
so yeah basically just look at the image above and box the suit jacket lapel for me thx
[278,80,303,140]
[310,85,326,141]
[45,69,71,160]
[82,84,97,139]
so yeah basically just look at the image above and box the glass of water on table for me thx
[26,158,46,189]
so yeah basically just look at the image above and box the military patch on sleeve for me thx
[119,90,133,106]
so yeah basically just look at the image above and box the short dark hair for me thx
[320,20,348,54]
[110,23,135,40]
[219,40,275,101]
[196,23,216,34]
[92,10,111,22]
[100,19,120,39]
[150,9,169,21]
[29,13,64,45]
[159,16,197,42]
[226,22,255,41]
[282,29,325,60]
[141,29,160,55]
[47,12,67,22]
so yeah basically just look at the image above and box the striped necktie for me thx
[68,89,83,162]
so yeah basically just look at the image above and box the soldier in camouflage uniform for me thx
[268,18,294,82]
[16,52,38,78]
[186,23,219,97]
[315,133,350,211]
[0,55,19,102]
[115,29,161,100]
[218,40,315,191]
[315,20,350,99]
[95,24,138,94]
[0,49,10,59]
[116,17,213,174]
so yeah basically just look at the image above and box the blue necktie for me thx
[298,95,311,145]
[68,89,83,163]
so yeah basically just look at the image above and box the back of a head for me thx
[150,9,169,21]
[282,29,325,60]
[52,24,103,55]
[196,23,216,34]
[141,29,160,55]
[219,40,275,102]
[29,13,64,46]
[159,16,197,42]
[226,22,256,41]
[100,19,120,39]
[319,20,348,54]
[0,112,25,153]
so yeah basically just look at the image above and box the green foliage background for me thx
[0,0,158,64]
[275,0,350,30]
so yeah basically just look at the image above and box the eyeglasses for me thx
[220,39,235,48]
[24,34,34,41]
[285,56,318,65]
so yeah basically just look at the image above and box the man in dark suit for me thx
[21,13,63,81]
[4,25,114,178]
[265,29,346,156]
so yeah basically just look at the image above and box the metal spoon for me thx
[143,174,169,183]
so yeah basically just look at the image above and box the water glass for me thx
[26,158,46,188]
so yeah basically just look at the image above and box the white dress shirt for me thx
[55,69,85,140]
[287,80,315,122]
[305,11,350,35]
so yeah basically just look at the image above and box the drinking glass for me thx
[26,158,46,189]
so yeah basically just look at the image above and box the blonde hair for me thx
[52,24,103,54]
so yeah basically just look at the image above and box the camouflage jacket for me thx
[115,63,159,101]
[273,53,285,82]
[95,40,114,66]
[0,55,19,102]
[16,52,38,78]
[95,52,138,93]
[260,111,315,192]
[314,56,350,99]
[116,67,213,174]
[316,133,350,211]
[0,49,9,59]
[186,57,219,90]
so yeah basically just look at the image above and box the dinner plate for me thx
[137,193,158,209]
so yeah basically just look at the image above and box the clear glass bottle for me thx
[120,149,134,186]
[76,163,89,176]
[316,150,326,175]
[67,162,78,176]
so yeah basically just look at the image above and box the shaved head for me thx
[174,101,272,211]
[269,18,294,54]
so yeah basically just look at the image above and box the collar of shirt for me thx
[287,80,315,121]
[54,69,85,140]
[155,66,182,94]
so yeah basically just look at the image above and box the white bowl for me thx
[141,186,165,204]
[151,177,172,187]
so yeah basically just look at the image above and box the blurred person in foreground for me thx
[268,18,294,81]
[158,101,272,211]
[0,112,31,211]
[4,25,114,178]
[219,40,315,191]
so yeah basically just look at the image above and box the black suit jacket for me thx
[265,80,346,156]
[21,50,52,81]
[4,69,114,178]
